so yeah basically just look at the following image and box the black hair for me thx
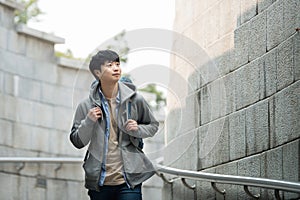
[89,50,120,79]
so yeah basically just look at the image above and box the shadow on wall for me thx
[162,0,299,199]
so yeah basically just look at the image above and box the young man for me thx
[70,50,159,200]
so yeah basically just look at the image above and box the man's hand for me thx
[125,119,138,131]
[87,107,102,122]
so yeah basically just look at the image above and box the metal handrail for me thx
[155,164,300,199]
[0,157,82,163]
[1,157,300,198]
[155,164,300,193]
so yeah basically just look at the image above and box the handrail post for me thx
[211,182,226,196]
[156,172,175,184]
[244,185,260,199]
[181,178,197,200]
[275,189,281,200]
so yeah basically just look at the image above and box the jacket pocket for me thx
[83,152,101,190]
[122,145,154,174]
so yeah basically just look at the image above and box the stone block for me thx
[249,11,267,61]
[14,97,35,125]
[41,83,73,108]
[13,123,49,152]
[58,129,86,157]
[1,94,17,121]
[187,66,202,93]
[257,0,275,13]
[33,102,54,128]
[245,100,269,156]
[264,49,277,97]
[17,77,41,101]
[144,174,163,188]
[56,164,84,181]
[7,30,27,55]
[261,147,283,198]
[0,70,4,93]
[57,66,79,88]
[277,36,294,90]
[53,106,73,131]
[172,180,194,200]
[206,34,234,77]
[164,107,181,143]
[164,130,198,170]
[283,140,299,181]
[198,117,229,169]
[240,0,257,24]
[179,93,200,133]
[295,33,300,81]
[197,181,216,200]
[66,181,89,200]
[14,98,53,128]
[271,81,300,147]
[72,69,92,88]
[3,73,14,95]
[219,0,239,37]
[143,140,164,162]
[143,186,162,200]
[237,154,261,199]
[162,182,172,200]
[267,0,284,50]
[212,117,229,166]
[223,72,236,115]
[203,3,220,47]
[283,0,300,39]
[235,59,264,110]
[209,78,227,120]
[229,110,246,161]
[215,162,238,200]
[25,37,55,61]
[0,173,19,199]
[283,141,300,199]
[33,61,57,84]
[198,124,213,168]
[0,5,15,29]
[0,48,18,73]
[198,57,220,87]
[233,21,250,70]
[46,179,68,200]
[0,119,13,146]
[196,168,216,199]
[200,86,211,124]
[0,26,7,49]
[190,18,205,50]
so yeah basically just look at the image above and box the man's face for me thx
[95,61,122,84]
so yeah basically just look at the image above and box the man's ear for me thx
[93,69,101,77]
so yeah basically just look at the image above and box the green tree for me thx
[139,84,166,106]
[14,0,44,24]
[106,30,130,63]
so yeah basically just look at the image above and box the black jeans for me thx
[88,183,142,200]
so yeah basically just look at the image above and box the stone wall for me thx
[164,0,299,199]
[0,1,165,199]
[0,1,92,199]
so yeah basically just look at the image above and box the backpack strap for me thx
[127,99,144,150]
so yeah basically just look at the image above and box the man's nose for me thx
[112,64,119,70]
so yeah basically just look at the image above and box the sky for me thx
[28,0,175,74]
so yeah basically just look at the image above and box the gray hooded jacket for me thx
[70,81,159,190]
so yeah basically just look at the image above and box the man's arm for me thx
[69,103,99,149]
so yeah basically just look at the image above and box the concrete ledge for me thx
[0,0,24,10]
[16,24,65,44]
[56,57,88,70]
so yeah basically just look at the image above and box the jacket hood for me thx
[89,80,137,105]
